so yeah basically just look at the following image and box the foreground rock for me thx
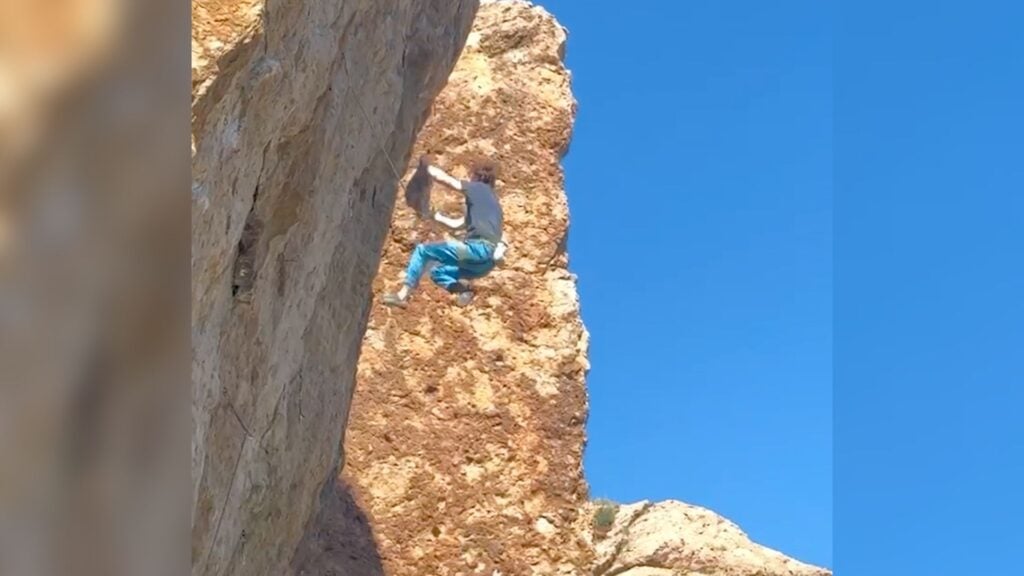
[589,501,830,576]
[190,1,478,575]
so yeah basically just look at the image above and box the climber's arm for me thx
[432,211,465,230]
[426,165,465,192]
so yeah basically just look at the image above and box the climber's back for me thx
[462,166,503,245]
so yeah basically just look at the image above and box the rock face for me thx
[193,1,830,575]
[323,1,591,575]
[303,2,832,576]
[190,1,479,575]
[588,501,831,576]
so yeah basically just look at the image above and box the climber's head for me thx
[469,160,498,187]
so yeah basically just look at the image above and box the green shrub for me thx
[592,498,619,533]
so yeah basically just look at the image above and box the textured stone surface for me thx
[190,1,479,575]
[200,2,830,575]
[300,3,829,576]
[588,501,831,576]
[328,2,591,575]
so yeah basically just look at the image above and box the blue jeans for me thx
[404,240,496,292]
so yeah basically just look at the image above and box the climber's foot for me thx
[455,290,474,307]
[382,293,408,308]
[448,280,473,307]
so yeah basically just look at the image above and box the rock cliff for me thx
[193,1,830,575]
[298,2,832,576]
[190,1,479,575]
[298,2,589,575]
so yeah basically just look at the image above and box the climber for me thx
[382,158,507,308]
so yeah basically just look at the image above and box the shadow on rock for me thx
[291,477,384,576]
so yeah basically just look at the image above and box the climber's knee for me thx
[430,264,461,291]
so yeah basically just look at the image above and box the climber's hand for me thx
[494,241,508,262]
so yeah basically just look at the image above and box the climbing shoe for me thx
[455,290,474,307]
[382,293,408,308]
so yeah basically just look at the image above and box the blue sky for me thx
[538,0,1024,572]
[539,0,833,568]
[834,0,1023,574]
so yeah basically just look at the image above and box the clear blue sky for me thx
[539,0,833,568]
[539,0,1023,573]
[834,0,1023,574]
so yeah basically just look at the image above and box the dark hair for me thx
[469,161,497,186]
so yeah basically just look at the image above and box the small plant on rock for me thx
[592,498,619,537]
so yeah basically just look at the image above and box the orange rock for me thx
[323,2,589,575]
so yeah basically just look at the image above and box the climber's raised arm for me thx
[433,211,465,230]
[426,164,465,192]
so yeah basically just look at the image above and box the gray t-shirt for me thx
[462,181,503,243]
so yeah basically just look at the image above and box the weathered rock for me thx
[322,3,832,576]
[588,501,831,576]
[334,1,590,575]
[190,1,479,575]
[202,2,830,575]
